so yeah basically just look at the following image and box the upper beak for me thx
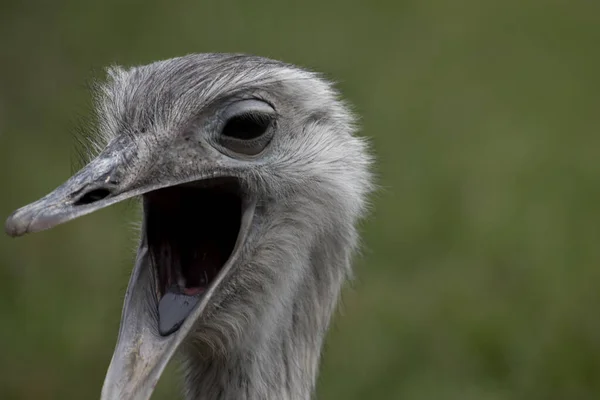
[5,133,146,237]
[5,152,130,237]
[4,143,256,400]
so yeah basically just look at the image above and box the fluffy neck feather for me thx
[180,213,351,400]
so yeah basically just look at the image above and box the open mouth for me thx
[143,178,243,336]
[6,164,258,398]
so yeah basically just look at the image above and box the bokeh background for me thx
[1,1,599,399]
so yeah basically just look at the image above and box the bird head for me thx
[5,54,372,399]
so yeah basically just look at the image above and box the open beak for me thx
[4,144,256,400]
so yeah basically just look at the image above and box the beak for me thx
[4,141,257,400]
[5,154,133,237]
[5,134,149,237]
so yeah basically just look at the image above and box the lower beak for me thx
[101,197,255,400]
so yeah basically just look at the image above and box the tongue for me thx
[158,285,204,336]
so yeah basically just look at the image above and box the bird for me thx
[4,53,374,400]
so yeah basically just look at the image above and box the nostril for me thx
[75,188,111,205]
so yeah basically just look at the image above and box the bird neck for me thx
[180,233,349,400]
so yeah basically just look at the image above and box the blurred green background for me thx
[1,0,599,399]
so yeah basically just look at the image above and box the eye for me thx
[218,99,276,156]
[221,112,272,140]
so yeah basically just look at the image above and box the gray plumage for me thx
[5,53,374,400]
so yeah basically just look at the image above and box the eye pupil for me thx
[222,113,271,140]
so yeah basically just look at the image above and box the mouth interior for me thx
[144,178,242,335]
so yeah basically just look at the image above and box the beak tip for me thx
[4,210,27,238]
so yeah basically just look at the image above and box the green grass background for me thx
[1,1,599,399]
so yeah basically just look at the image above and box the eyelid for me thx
[219,133,271,151]
[221,99,276,120]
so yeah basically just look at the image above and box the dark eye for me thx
[217,99,276,156]
[221,112,272,140]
